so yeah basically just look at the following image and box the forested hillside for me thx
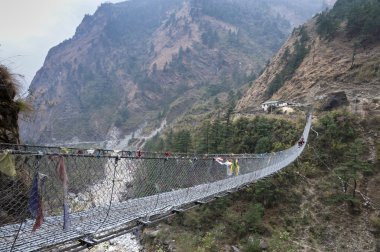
[137,110,380,252]
[316,0,380,44]
[145,109,301,154]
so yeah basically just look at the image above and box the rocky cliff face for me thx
[21,0,333,146]
[236,6,380,117]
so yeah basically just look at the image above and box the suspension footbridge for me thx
[0,115,312,251]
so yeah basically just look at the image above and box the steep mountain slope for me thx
[228,3,380,249]
[236,0,380,117]
[21,0,333,146]
[133,2,380,251]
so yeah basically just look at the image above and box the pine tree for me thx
[336,139,370,198]
[209,117,223,153]
[197,121,211,154]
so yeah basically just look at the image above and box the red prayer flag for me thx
[57,156,68,184]
[32,198,44,232]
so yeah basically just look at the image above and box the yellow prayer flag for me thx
[231,159,240,176]
[0,152,16,177]
[60,147,69,154]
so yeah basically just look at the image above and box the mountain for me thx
[21,0,333,147]
[131,1,380,251]
[236,0,380,117]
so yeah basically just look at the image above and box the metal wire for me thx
[0,115,312,251]
[92,157,119,235]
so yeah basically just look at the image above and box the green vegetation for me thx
[335,139,370,196]
[266,26,310,97]
[316,0,380,45]
[193,0,289,51]
[78,71,120,110]
[312,110,375,210]
[143,110,379,251]
[114,107,130,128]
[145,115,300,154]
[201,25,219,48]
[103,0,183,43]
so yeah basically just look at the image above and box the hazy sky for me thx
[0,0,121,93]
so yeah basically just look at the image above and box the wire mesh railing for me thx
[0,115,312,251]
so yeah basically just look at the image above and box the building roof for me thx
[261,100,279,105]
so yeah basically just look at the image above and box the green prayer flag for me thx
[0,152,16,177]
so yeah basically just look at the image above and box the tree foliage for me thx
[316,0,380,45]
[145,116,299,155]
[144,110,377,251]
[314,110,356,164]
[191,0,289,50]
[266,26,310,97]
[313,110,374,209]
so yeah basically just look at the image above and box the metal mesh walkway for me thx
[0,115,312,251]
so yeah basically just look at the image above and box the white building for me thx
[261,100,289,112]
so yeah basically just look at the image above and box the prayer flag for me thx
[30,173,47,231]
[57,157,68,184]
[63,203,70,230]
[29,173,39,218]
[0,151,16,177]
[57,157,70,230]
[32,198,44,232]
